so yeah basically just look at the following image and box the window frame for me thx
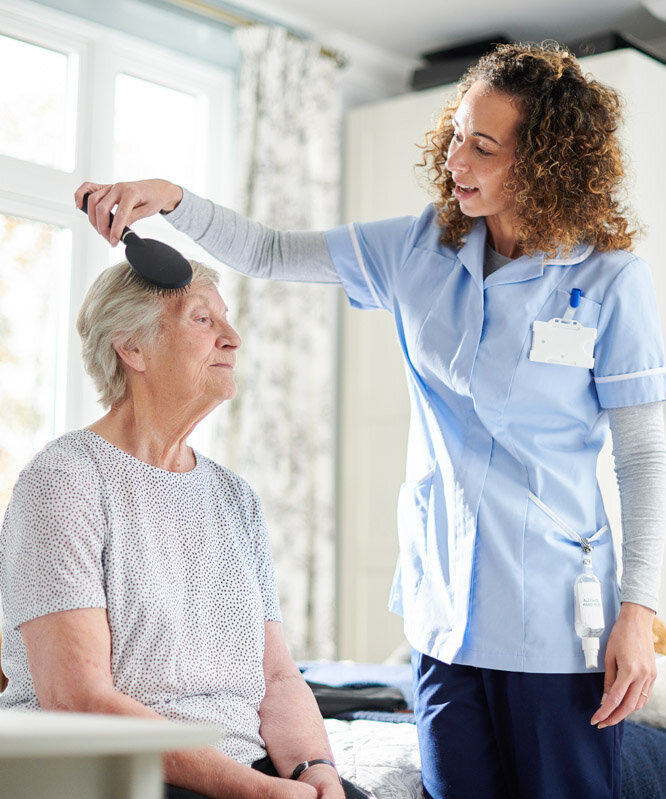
[0,0,235,436]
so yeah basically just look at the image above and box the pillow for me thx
[654,617,666,656]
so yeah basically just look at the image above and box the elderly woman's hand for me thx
[74,178,183,246]
[294,764,346,799]
[264,779,317,799]
[591,602,657,728]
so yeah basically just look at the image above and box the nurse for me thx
[77,41,666,799]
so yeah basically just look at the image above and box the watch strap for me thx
[290,758,337,781]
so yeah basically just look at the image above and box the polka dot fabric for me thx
[0,429,282,765]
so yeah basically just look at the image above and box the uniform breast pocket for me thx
[504,289,602,426]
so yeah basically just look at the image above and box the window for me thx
[0,33,77,171]
[114,74,200,184]
[0,1,234,515]
[0,214,71,510]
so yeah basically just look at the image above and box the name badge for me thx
[529,317,596,368]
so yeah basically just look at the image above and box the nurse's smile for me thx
[453,184,479,199]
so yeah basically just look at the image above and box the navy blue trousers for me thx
[412,652,624,799]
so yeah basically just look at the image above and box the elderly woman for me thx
[77,42,666,799]
[0,260,366,799]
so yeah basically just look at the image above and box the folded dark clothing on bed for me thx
[333,710,416,723]
[306,681,408,717]
[299,662,414,708]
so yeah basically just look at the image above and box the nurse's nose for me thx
[446,134,471,174]
[446,138,468,175]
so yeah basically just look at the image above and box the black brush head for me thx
[121,231,192,295]
[80,194,193,296]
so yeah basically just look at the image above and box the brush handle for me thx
[80,193,132,239]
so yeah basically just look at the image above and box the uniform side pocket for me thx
[396,468,435,600]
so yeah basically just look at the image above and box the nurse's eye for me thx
[476,146,492,156]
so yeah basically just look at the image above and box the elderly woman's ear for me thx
[112,338,147,374]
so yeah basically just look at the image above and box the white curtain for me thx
[211,26,342,659]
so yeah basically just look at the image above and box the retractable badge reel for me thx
[529,288,596,368]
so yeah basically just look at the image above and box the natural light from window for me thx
[114,73,200,185]
[0,33,77,171]
[0,214,71,511]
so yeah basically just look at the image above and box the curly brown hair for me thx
[420,41,637,256]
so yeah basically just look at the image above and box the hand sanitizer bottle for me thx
[574,548,605,669]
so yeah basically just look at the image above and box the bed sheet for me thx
[325,718,423,799]
[325,716,666,799]
[313,659,666,799]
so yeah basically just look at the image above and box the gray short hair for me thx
[77,259,220,408]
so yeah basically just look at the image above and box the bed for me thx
[300,656,666,799]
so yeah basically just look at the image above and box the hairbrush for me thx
[80,193,192,296]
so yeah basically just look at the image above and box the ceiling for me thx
[232,0,665,61]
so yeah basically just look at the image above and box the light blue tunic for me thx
[325,205,666,674]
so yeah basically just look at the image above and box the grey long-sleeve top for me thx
[166,188,666,611]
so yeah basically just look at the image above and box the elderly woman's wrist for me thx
[292,759,340,783]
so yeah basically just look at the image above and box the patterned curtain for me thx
[209,26,342,659]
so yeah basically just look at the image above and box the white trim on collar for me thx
[544,244,595,266]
